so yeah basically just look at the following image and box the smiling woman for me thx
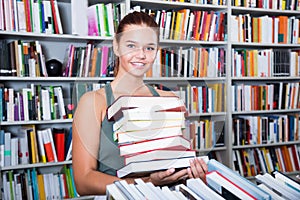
[72,11,208,196]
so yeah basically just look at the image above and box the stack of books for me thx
[106,95,197,178]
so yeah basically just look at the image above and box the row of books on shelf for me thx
[0,40,48,77]
[233,114,300,145]
[0,0,63,34]
[2,166,78,200]
[0,84,67,122]
[108,158,300,200]
[87,2,125,37]
[184,83,226,114]
[232,82,300,111]
[188,119,225,150]
[151,47,226,78]
[232,0,300,10]
[232,48,300,77]
[62,44,115,78]
[233,145,300,178]
[231,14,300,44]
[0,126,72,168]
[134,7,226,42]
[157,0,226,5]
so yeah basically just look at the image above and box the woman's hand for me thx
[149,168,188,186]
[187,157,208,183]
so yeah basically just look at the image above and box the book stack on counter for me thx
[107,159,300,199]
[106,95,198,178]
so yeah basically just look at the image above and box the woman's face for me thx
[114,24,158,77]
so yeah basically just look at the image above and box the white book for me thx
[4,132,11,167]
[258,184,285,200]
[33,2,41,33]
[207,171,256,200]
[161,186,183,200]
[43,0,54,34]
[272,171,300,193]
[106,183,127,200]
[36,130,47,163]
[187,178,225,200]
[175,184,202,200]
[10,137,18,166]
[105,3,114,36]
[124,149,195,165]
[256,173,300,199]
[134,178,161,200]
[41,89,51,120]
[53,86,66,119]
[71,0,88,35]
[0,0,3,30]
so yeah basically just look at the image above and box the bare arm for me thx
[72,91,122,195]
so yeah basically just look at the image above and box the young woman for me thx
[72,11,208,195]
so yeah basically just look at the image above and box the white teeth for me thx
[132,62,144,66]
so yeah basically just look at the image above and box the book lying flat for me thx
[106,95,185,121]
[113,118,185,133]
[119,136,191,157]
[124,149,196,165]
[117,156,195,178]
[113,110,185,131]
[116,126,184,144]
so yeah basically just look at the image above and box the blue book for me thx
[207,159,271,200]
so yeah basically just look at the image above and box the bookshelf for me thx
[0,0,299,198]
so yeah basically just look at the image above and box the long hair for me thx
[114,11,159,76]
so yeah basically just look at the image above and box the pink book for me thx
[100,46,109,77]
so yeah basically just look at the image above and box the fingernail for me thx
[169,168,175,173]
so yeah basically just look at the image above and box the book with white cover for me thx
[124,149,196,165]
[117,156,194,178]
[107,95,185,121]
[117,126,184,144]
[187,178,225,200]
[114,110,185,131]
[114,118,185,133]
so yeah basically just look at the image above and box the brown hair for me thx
[114,11,159,76]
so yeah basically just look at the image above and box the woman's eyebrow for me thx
[125,40,156,46]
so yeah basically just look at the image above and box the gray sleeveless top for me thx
[97,82,160,176]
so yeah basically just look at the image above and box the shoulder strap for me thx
[104,82,115,106]
[146,84,160,97]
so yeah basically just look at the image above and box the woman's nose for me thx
[135,48,146,59]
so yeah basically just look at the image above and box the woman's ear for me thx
[113,38,120,57]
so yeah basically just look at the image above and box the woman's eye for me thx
[145,47,155,51]
[127,44,135,48]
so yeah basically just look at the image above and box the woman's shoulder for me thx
[155,88,178,97]
[77,88,106,106]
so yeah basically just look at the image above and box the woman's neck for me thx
[111,73,147,96]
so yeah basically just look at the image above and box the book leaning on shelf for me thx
[107,95,199,178]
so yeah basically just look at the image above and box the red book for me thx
[53,128,65,162]
[43,136,55,162]
[50,0,59,34]
[119,136,191,157]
